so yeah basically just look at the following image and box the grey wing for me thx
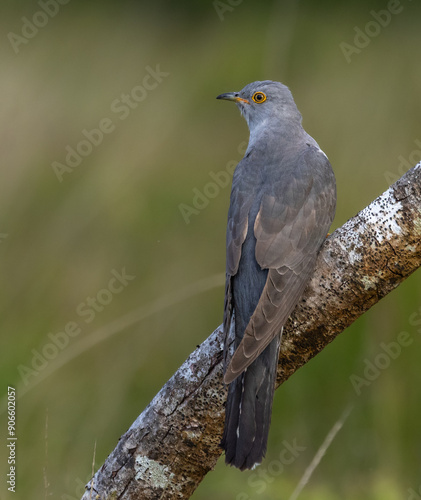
[223,159,257,370]
[224,146,336,383]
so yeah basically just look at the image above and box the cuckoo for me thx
[217,80,336,470]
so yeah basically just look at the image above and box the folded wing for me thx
[224,146,336,383]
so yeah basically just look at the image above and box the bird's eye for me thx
[252,92,266,104]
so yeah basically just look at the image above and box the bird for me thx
[217,80,336,470]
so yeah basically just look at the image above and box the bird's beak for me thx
[216,92,250,104]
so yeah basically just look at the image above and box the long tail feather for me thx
[221,333,281,470]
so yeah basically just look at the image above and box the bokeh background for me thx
[1,1,421,499]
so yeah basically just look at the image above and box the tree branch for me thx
[82,164,421,500]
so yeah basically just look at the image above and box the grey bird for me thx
[217,81,336,470]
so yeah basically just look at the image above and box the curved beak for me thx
[216,92,250,104]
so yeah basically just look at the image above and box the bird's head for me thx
[216,80,302,134]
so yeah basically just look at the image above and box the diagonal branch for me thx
[81,163,421,500]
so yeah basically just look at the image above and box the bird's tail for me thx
[221,334,281,470]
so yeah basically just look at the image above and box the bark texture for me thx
[82,164,421,500]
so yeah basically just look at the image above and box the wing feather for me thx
[224,146,336,384]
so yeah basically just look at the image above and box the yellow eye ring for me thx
[252,91,266,104]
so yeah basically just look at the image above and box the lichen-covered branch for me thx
[82,164,421,500]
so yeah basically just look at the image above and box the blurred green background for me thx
[1,1,421,499]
